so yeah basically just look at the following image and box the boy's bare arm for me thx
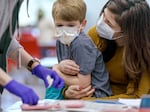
[53,64,91,88]
[56,59,80,75]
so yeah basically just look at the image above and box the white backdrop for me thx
[19,0,150,33]
[19,0,107,33]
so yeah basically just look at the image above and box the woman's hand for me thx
[58,59,80,75]
[64,85,95,99]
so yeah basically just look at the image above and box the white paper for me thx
[118,98,141,108]
[4,99,126,112]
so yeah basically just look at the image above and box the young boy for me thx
[46,0,112,99]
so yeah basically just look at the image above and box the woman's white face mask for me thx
[55,26,80,45]
[96,14,122,40]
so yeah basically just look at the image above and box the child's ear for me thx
[80,19,87,30]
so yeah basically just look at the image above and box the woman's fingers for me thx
[77,85,95,97]
[60,60,80,75]
[64,64,79,75]
[65,85,81,98]
[85,88,95,97]
[65,85,95,99]
[73,88,95,99]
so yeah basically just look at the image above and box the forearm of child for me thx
[53,64,91,88]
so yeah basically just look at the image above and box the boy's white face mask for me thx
[96,14,122,40]
[55,26,80,45]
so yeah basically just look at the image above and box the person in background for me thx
[62,0,150,99]
[45,0,112,99]
[0,0,64,107]
[36,9,56,57]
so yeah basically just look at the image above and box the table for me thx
[3,99,137,112]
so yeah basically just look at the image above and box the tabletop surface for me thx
[3,99,139,112]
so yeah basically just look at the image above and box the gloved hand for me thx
[4,80,39,105]
[32,64,64,88]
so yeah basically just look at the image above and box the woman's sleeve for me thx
[6,38,22,58]
[83,71,150,100]
[102,71,150,99]
[135,71,150,97]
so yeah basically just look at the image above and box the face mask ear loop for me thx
[78,24,82,34]
[112,35,123,40]
[112,31,123,40]
[26,0,30,17]
[16,0,21,69]
[9,3,13,41]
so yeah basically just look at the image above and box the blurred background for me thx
[1,0,150,110]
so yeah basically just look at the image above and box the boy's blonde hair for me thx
[52,0,86,22]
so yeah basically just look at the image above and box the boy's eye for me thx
[56,25,63,27]
[67,25,76,27]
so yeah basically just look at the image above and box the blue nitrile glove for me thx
[4,80,39,105]
[32,64,64,88]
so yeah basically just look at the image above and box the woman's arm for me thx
[9,47,39,69]
[9,47,64,88]
[101,70,150,100]
[0,68,39,105]
[64,85,136,100]
[0,68,12,86]
[64,85,95,99]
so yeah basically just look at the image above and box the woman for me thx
[60,0,150,99]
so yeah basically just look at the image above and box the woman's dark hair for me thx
[102,40,117,62]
